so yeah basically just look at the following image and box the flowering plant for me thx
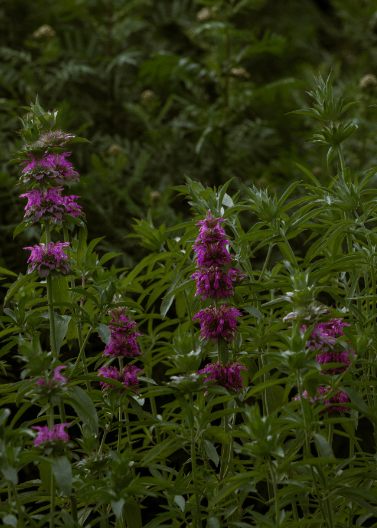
[1,76,376,528]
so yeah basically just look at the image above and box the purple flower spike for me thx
[24,242,70,277]
[98,364,144,392]
[295,387,349,414]
[191,266,245,300]
[32,423,70,446]
[20,187,84,224]
[103,310,142,358]
[20,152,79,186]
[198,361,246,392]
[38,366,67,387]
[193,304,242,343]
[193,210,233,268]
[301,318,353,374]
[98,366,119,390]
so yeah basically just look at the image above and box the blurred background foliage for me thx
[1,0,377,273]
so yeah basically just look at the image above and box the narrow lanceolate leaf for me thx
[67,386,98,435]
[51,456,72,497]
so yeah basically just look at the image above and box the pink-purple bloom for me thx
[198,361,246,392]
[20,152,79,186]
[301,319,353,374]
[38,366,67,387]
[103,310,142,358]
[193,304,242,343]
[20,187,84,224]
[24,242,70,277]
[193,210,233,267]
[191,266,245,300]
[295,386,349,413]
[98,364,144,392]
[32,423,70,446]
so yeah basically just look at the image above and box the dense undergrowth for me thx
[1,73,377,528]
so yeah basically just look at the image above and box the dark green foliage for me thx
[2,0,377,276]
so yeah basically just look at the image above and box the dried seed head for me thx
[359,74,377,90]
[107,144,123,156]
[196,8,211,22]
[141,89,156,102]
[33,24,56,39]
[230,67,250,79]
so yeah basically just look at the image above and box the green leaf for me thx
[1,466,18,485]
[77,227,88,266]
[52,276,70,314]
[4,272,38,305]
[128,394,144,420]
[67,386,98,435]
[39,460,52,493]
[161,294,174,319]
[51,456,72,497]
[208,518,220,528]
[174,495,185,513]
[111,498,125,519]
[341,387,369,416]
[124,499,143,528]
[54,314,71,351]
[97,323,111,345]
[242,305,263,319]
[203,439,219,467]
[313,433,334,459]
[13,222,30,239]
[0,267,17,277]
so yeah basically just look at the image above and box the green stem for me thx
[59,401,66,423]
[70,495,77,524]
[117,358,123,453]
[219,402,229,480]
[49,403,55,528]
[297,373,330,527]
[184,289,196,352]
[337,145,346,174]
[189,392,201,528]
[68,328,92,380]
[269,458,280,528]
[10,482,23,522]
[45,222,57,356]
[258,243,273,283]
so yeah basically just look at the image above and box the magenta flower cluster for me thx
[21,152,79,186]
[191,210,243,343]
[98,364,144,392]
[295,318,352,413]
[302,318,353,374]
[99,308,144,394]
[193,304,242,344]
[32,423,70,446]
[198,361,246,392]
[38,366,67,387]
[295,387,348,414]
[103,310,142,358]
[24,242,70,278]
[20,186,84,224]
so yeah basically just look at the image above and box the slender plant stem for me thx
[184,289,196,351]
[10,482,23,522]
[59,400,66,423]
[68,328,92,380]
[269,458,280,528]
[117,358,123,453]
[219,401,229,480]
[45,222,57,356]
[49,403,55,528]
[297,373,331,527]
[189,392,201,528]
[70,495,78,524]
